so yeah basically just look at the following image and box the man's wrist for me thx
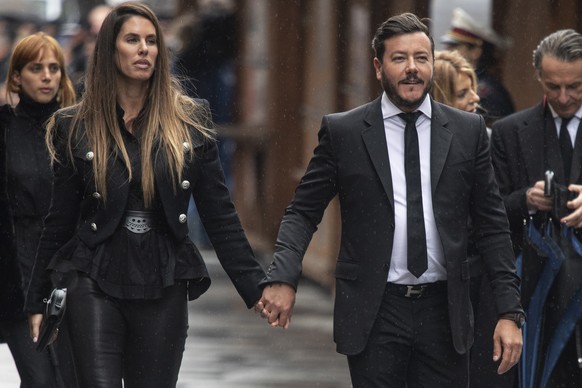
[499,312,526,329]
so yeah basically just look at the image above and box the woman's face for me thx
[115,16,158,84]
[13,49,61,104]
[454,73,480,113]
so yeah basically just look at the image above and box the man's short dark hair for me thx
[371,13,434,61]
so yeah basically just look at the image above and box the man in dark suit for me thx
[255,13,523,387]
[490,29,582,387]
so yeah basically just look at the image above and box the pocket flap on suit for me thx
[335,261,359,280]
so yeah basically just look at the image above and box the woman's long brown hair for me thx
[46,2,213,207]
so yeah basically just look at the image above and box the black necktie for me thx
[559,117,573,182]
[399,111,427,278]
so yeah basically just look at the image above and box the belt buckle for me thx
[124,217,152,234]
[405,285,425,298]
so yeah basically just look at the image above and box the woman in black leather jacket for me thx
[25,3,265,387]
[0,32,76,388]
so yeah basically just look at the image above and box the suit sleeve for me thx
[471,119,523,315]
[191,132,266,308]
[490,122,531,233]
[260,116,339,289]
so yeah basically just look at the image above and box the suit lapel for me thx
[430,102,452,193]
[518,103,550,183]
[570,119,582,183]
[361,97,394,207]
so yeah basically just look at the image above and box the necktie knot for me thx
[399,111,422,126]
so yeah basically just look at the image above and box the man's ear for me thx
[373,57,382,81]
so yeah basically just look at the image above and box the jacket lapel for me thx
[430,102,452,193]
[518,103,562,184]
[361,97,394,207]
[570,119,582,183]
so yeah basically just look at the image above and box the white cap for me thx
[441,8,511,49]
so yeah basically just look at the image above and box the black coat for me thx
[25,105,265,314]
[491,100,582,386]
[0,97,58,322]
[0,106,20,323]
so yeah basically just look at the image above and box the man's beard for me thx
[381,70,432,110]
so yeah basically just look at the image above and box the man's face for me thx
[538,55,582,118]
[374,32,433,112]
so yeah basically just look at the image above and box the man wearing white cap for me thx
[442,8,515,126]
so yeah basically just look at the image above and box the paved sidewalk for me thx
[0,250,352,387]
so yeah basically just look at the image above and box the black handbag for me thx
[36,288,67,352]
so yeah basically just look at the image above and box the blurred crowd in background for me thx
[0,0,238,247]
[0,0,237,123]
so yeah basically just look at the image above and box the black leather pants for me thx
[66,275,188,388]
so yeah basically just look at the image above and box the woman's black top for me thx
[49,108,201,300]
[5,94,57,218]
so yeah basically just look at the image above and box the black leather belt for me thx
[122,210,161,234]
[385,281,447,298]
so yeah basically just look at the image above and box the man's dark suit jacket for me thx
[262,96,522,356]
[491,101,582,242]
[490,100,582,386]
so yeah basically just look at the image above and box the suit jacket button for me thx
[181,180,190,190]
[85,151,94,161]
[90,223,98,231]
[92,192,102,199]
[178,214,187,224]
[183,142,191,153]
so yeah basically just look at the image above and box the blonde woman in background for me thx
[432,50,481,114]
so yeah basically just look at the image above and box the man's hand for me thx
[526,180,553,212]
[254,283,296,329]
[28,313,43,343]
[492,319,523,374]
[561,184,582,227]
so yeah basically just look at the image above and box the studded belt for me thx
[122,210,161,234]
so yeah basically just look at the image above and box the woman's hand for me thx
[28,313,43,343]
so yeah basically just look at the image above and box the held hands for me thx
[492,319,523,374]
[254,283,296,329]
